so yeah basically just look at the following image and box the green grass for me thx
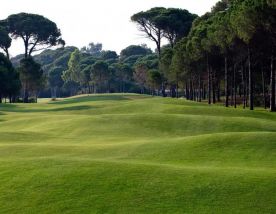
[0,93,275,213]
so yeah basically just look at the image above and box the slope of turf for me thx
[0,94,275,213]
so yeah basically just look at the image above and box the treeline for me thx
[131,0,276,111]
[57,44,158,97]
[45,7,196,99]
[0,1,275,112]
[11,43,159,98]
[26,7,195,99]
[0,7,196,103]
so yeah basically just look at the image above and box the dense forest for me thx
[0,0,275,111]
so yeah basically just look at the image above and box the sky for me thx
[0,0,218,57]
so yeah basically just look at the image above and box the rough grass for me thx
[0,94,275,214]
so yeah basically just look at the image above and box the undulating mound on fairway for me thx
[0,94,275,213]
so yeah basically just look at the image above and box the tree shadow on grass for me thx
[48,105,94,112]
[0,95,140,113]
[0,104,96,113]
[0,111,7,122]
[49,95,130,105]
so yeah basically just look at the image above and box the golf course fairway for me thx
[0,94,275,213]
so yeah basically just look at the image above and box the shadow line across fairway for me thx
[0,104,97,113]
[0,155,274,175]
[48,94,132,105]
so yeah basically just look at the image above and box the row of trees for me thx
[131,1,276,111]
[47,7,196,99]
[1,2,275,112]
[8,41,160,100]
[0,8,214,103]
[59,45,158,97]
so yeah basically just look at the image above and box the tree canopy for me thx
[120,45,152,60]
[0,26,11,59]
[2,3,275,111]
[5,13,64,58]
[131,7,197,55]
[0,53,20,102]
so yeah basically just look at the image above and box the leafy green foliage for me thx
[5,13,64,57]
[91,61,110,93]
[134,54,159,91]
[156,8,197,46]
[0,26,11,58]
[100,50,118,60]
[48,66,64,89]
[131,7,166,55]
[147,69,162,90]
[18,57,44,102]
[80,42,102,57]
[132,7,197,55]
[0,53,20,100]
[120,45,152,60]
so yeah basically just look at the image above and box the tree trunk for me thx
[176,75,179,98]
[186,82,189,100]
[190,79,193,100]
[217,79,221,102]
[193,81,196,101]
[199,76,202,102]
[24,40,29,59]
[4,48,9,59]
[51,87,57,100]
[231,67,234,106]
[156,29,162,58]
[120,81,122,93]
[171,86,176,98]
[262,66,267,109]
[208,59,211,105]
[88,84,91,94]
[23,87,29,103]
[225,56,229,107]
[244,65,248,107]
[212,69,216,104]
[248,48,254,110]
[234,64,237,108]
[161,82,166,97]
[203,84,206,100]
[270,55,275,112]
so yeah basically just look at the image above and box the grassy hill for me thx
[0,94,275,213]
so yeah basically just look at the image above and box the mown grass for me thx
[0,94,275,213]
